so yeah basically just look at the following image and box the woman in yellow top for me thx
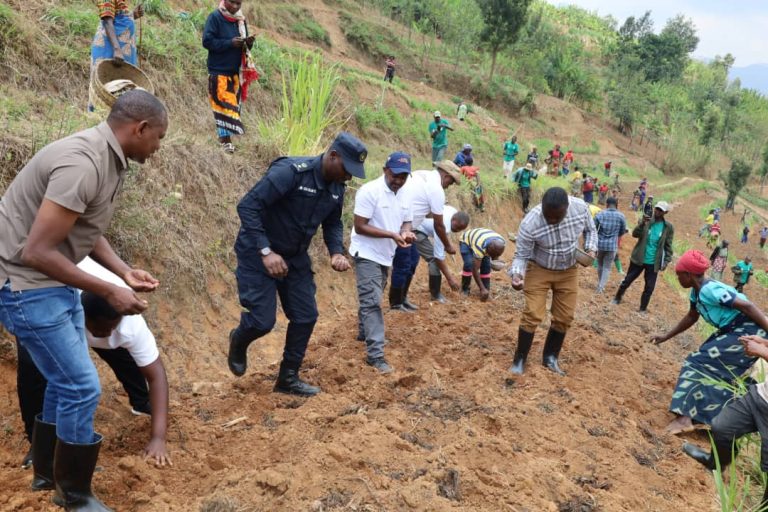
[89,1,144,111]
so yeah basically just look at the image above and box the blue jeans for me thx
[0,281,100,443]
[460,242,491,277]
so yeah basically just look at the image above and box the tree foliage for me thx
[721,159,753,206]
[477,0,531,81]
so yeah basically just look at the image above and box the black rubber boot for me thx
[389,286,412,312]
[227,327,267,377]
[481,277,491,292]
[639,293,651,312]
[429,274,447,304]
[31,414,56,491]
[509,328,535,375]
[53,434,112,511]
[461,276,471,295]
[273,361,320,396]
[542,329,567,376]
[611,287,625,305]
[402,277,419,311]
[682,442,716,470]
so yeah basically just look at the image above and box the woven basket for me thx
[93,60,154,108]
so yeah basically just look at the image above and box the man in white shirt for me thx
[17,257,171,470]
[350,152,415,373]
[413,206,470,303]
[389,160,462,311]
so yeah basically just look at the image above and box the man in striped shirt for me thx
[459,228,506,301]
[508,187,596,376]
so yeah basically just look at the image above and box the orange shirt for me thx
[97,0,131,19]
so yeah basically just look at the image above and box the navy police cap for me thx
[330,132,367,179]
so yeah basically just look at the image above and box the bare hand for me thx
[124,269,159,292]
[444,242,457,255]
[112,54,125,66]
[480,289,490,302]
[642,215,651,224]
[245,35,256,47]
[740,335,768,357]
[232,37,245,48]
[143,438,172,467]
[107,285,148,315]
[585,250,595,258]
[402,231,417,244]
[133,5,144,19]
[262,252,288,278]
[447,277,460,292]
[392,233,411,248]
[510,273,524,291]
[330,254,350,272]
[649,334,667,345]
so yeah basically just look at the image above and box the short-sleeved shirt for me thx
[704,214,714,226]
[77,257,159,367]
[643,221,664,265]
[594,207,627,252]
[415,205,457,260]
[397,170,445,230]
[349,176,411,267]
[428,120,450,149]
[690,280,745,329]
[513,168,535,188]
[503,142,519,162]
[0,122,128,291]
[97,0,131,19]
[736,261,753,284]
[460,228,504,259]
[761,228,768,239]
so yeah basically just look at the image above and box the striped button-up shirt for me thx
[510,196,597,276]
[594,207,627,252]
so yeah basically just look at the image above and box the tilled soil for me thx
[3,192,761,511]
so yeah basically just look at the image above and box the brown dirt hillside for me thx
[2,0,762,511]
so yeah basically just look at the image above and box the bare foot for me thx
[665,415,694,435]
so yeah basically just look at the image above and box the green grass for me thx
[339,11,400,59]
[41,5,98,37]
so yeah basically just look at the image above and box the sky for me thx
[545,0,767,67]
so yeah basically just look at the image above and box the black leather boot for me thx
[227,327,267,377]
[273,361,320,396]
[461,276,471,295]
[389,286,412,312]
[31,414,56,491]
[429,274,447,303]
[542,328,567,376]
[509,328,534,375]
[53,434,112,511]
[402,277,419,311]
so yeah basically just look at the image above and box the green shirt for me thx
[429,120,450,149]
[503,141,519,162]
[457,104,467,119]
[514,168,535,188]
[643,221,664,265]
[737,260,753,284]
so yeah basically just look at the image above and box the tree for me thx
[477,0,532,81]
[618,11,653,41]
[720,159,752,208]
[760,144,768,192]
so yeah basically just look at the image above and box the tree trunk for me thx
[488,48,498,82]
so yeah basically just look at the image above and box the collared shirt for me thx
[503,141,519,162]
[349,176,411,267]
[78,257,159,367]
[415,205,457,260]
[0,122,127,291]
[690,280,745,329]
[428,120,450,149]
[594,207,627,252]
[460,228,504,259]
[235,155,346,265]
[397,170,445,230]
[510,196,597,276]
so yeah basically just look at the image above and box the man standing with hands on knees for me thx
[0,90,167,511]
[508,187,596,376]
[228,132,367,396]
[350,152,415,374]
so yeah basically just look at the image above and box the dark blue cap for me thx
[385,151,412,175]
[330,132,367,179]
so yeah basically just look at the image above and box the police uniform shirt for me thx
[349,175,412,267]
[235,156,345,263]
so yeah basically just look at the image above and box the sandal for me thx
[221,142,235,154]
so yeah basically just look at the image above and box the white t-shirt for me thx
[415,205,457,261]
[398,170,445,230]
[349,176,412,267]
[76,257,159,368]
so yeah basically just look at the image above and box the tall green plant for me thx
[259,53,341,155]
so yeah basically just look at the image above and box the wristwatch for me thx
[260,247,272,257]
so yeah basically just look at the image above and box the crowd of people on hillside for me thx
[4,1,768,509]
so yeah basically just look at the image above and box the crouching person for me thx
[459,228,506,301]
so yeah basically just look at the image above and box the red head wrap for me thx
[675,250,710,275]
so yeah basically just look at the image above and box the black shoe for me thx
[273,366,320,397]
[227,329,250,377]
[31,415,56,491]
[54,434,112,511]
[682,442,714,470]
[542,329,567,376]
[21,446,33,470]
[366,357,393,374]
[509,328,535,375]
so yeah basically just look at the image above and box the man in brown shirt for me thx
[0,90,167,511]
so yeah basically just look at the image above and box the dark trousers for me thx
[711,386,768,471]
[384,67,394,82]
[16,342,149,442]
[617,262,658,309]
[391,244,420,288]
[519,186,531,211]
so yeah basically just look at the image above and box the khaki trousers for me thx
[520,263,579,333]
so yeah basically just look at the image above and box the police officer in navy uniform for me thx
[227,132,367,396]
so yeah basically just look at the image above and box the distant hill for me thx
[730,64,768,95]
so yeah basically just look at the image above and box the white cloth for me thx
[397,170,445,230]
[349,176,412,267]
[414,205,457,260]
[76,257,159,368]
